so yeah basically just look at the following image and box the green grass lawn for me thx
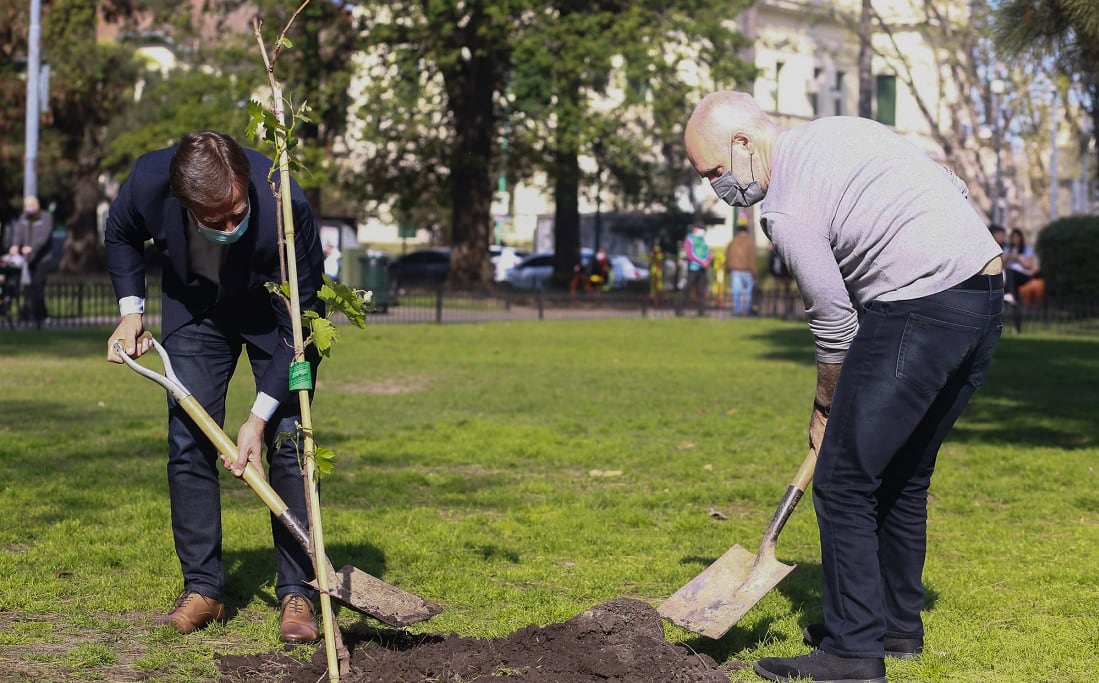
[1,318,1097,682]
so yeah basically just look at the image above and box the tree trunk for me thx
[58,129,104,273]
[446,92,494,288]
[551,145,581,283]
[441,6,496,289]
[857,0,873,119]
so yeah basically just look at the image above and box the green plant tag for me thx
[288,361,313,392]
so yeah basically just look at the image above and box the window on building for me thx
[875,74,897,126]
[810,67,823,117]
[774,61,785,111]
[834,71,845,116]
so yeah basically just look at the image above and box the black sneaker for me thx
[802,623,923,661]
[754,650,887,682]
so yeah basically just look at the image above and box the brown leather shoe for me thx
[279,594,319,644]
[154,592,226,634]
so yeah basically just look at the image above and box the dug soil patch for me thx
[219,597,742,682]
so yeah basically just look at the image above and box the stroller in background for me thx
[1,255,25,329]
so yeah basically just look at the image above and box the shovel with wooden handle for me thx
[658,448,816,639]
[114,336,443,628]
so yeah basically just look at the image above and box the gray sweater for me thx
[760,116,1001,363]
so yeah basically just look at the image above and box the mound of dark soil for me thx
[218,598,744,682]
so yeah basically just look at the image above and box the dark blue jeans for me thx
[163,318,315,603]
[815,280,1002,659]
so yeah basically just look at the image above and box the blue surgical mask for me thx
[193,204,251,245]
[711,148,764,208]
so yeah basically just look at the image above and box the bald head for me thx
[685,91,778,186]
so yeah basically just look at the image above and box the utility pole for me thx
[991,78,1004,226]
[24,0,42,199]
[1049,88,1058,222]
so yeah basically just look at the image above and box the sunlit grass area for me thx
[1,319,1096,681]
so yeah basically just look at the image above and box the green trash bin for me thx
[359,253,391,313]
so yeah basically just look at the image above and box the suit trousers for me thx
[163,318,316,603]
[814,280,1002,659]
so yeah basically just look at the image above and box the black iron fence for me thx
[2,275,1096,335]
[1,276,163,330]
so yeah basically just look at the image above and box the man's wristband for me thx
[813,399,831,417]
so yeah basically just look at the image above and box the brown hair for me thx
[169,131,251,209]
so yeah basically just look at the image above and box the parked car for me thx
[609,254,650,286]
[505,252,555,288]
[387,248,451,291]
[584,249,651,288]
[506,249,649,289]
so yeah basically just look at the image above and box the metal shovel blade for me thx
[658,543,796,639]
[660,450,816,639]
[316,565,444,627]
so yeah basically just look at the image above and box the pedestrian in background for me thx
[725,221,756,316]
[6,195,54,329]
[105,131,326,644]
[1003,227,1036,306]
[710,241,726,308]
[589,247,611,293]
[648,243,665,307]
[677,224,711,317]
[685,90,1003,683]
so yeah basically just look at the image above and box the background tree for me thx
[345,0,753,287]
[510,0,753,282]
[0,0,34,226]
[347,0,520,288]
[857,0,873,119]
[860,2,1035,227]
[992,0,1099,191]
[0,0,139,269]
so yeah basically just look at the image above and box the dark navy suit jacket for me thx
[105,146,325,406]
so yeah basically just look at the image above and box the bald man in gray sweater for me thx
[685,91,1003,683]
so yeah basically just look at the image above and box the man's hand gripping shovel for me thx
[114,334,443,628]
[658,448,816,639]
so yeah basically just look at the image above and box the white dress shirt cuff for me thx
[250,392,280,422]
[118,296,145,316]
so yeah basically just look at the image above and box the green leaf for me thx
[313,446,336,478]
[278,36,294,49]
[317,275,371,328]
[310,317,340,358]
[266,281,292,299]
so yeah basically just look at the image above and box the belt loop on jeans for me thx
[949,271,1004,291]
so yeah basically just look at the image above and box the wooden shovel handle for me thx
[116,337,314,554]
[759,449,817,555]
[791,447,817,492]
[176,395,287,514]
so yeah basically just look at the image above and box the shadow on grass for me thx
[222,541,399,616]
[673,558,940,660]
[748,326,1099,451]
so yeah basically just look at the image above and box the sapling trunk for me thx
[253,9,346,680]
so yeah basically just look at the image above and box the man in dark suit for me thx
[105,131,325,643]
